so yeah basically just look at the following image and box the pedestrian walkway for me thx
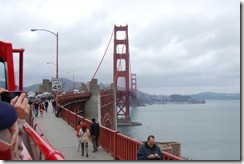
[34,103,113,160]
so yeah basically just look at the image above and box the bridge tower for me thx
[130,74,137,107]
[113,25,131,121]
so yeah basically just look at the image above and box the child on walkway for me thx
[78,122,90,157]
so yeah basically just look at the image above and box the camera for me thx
[1,91,22,103]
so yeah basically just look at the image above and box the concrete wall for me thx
[80,82,87,92]
[156,142,181,157]
[85,79,101,124]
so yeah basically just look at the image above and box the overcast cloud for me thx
[0,0,240,95]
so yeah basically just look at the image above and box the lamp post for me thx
[32,28,59,117]
[31,29,59,79]
[66,72,74,92]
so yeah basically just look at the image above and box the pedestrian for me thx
[55,104,61,117]
[47,96,51,102]
[44,100,49,112]
[33,100,39,117]
[90,118,100,153]
[137,135,163,160]
[39,103,44,117]
[78,122,90,157]
[52,99,56,113]
[76,120,83,152]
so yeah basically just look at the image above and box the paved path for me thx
[34,103,113,160]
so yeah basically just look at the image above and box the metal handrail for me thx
[60,106,183,160]
[23,123,64,160]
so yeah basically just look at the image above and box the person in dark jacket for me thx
[44,100,49,112]
[137,135,163,160]
[52,99,56,113]
[90,118,100,153]
[33,100,39,117]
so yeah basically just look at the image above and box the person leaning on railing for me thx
[137,135,163,160]
[0,88,29,160]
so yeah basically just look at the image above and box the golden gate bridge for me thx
[0,25,182,160]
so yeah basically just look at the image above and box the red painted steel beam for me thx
[13,48,25,91]
[23,123,64,160]
[0,41,15,91]
[113,25,131,120]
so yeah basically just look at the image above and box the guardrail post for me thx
[75,113,78,129]
[113,131,119,160]
[68,109,70,125]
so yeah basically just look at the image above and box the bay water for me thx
[117,100,241,160]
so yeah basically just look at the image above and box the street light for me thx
[31,28,59,117]
[66,72,74,92]
[31,28,59,79]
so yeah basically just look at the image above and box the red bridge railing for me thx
[60,106,183,160]
[23,123,65,160]
[0,105,65,160]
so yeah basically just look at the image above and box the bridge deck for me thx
[34,103,113,160]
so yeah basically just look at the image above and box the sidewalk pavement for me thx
[34,103,114,160]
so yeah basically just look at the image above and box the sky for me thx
[0,0,240,95]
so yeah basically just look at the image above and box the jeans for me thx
[77,138,81,151]
[81,142,88,155]
[91,135,99,151]
[52,106,55,113]
[34,108,39,117]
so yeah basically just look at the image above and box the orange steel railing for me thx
[115,132,142,160]
[99,125,116,156]
[60,106,183,160]
[0,106,65,160]
[28,108,54,147]
[23,123,64,160]
[58,92,91,103]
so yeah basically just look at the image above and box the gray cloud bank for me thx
[0,0,240,94]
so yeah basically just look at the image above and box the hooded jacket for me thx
[79,126,90,143]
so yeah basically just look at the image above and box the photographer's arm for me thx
[10,93,29,160]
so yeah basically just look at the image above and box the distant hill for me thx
[23,78,83,92]
[24,84,40,92]
[136,92,205,105]
[190,92,240,100]
[167,94,205,104]
[135,91,239,106]
[23,80,240,102]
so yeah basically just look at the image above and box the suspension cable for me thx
[91,29,114,80]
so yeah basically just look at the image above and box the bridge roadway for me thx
[34,103,114,160]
